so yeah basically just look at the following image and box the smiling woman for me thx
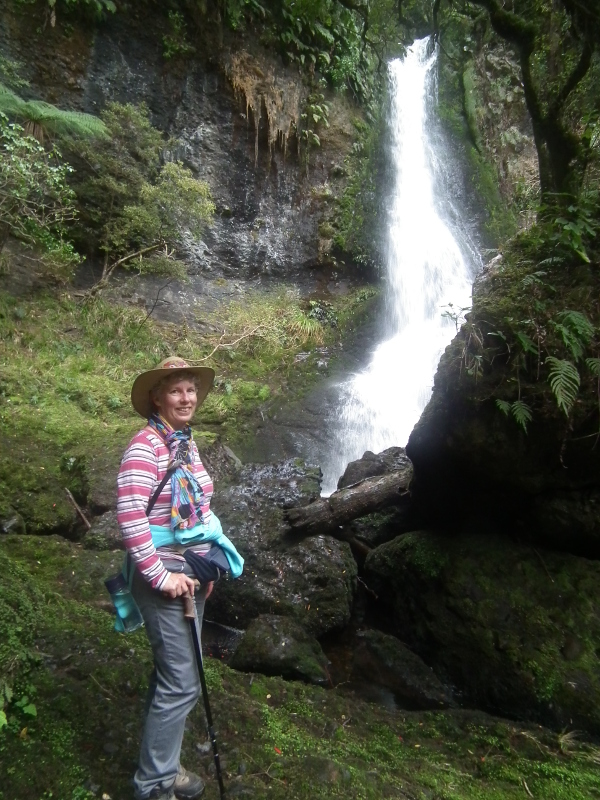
[117,356,244,800]
[151,373,200,430]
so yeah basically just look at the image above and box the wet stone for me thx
[230,614,331,686]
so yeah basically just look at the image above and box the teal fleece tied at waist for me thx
[150,513,244,578]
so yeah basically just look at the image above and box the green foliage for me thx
[107,160,214,272]
[332,117,383,266]
[66,102,163,254]
[546,357,580,416]
[300,91,329,165]
[0,552,42,734]
[0,55,28,91]
[496,398,533,432]
[0,113,80,275]
[223,0,405,110]
[162,10,196,60]
[455,218,600,430]
[551,310,595,360]
[543,197,599,264]
[45,0,116,21]
[0,83,107,143]
[223,0,267,30]
[66,102,213,288]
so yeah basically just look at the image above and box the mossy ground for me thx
[2,533,600,800]
[0,283,376,535]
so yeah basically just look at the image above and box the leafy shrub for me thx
[0,113,80,276]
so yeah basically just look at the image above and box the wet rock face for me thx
[529,489,600,558]
[364,530,600,734]
[0,9,358,309]
[210,460,358,637]
[229,614,330,685]
[83,23,325,286]
[351,630,454,711]
[337,446,411,490]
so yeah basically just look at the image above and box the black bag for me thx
[184,545,230,584]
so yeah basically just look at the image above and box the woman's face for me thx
[153,378,198,430]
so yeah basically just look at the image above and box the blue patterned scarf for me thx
[148,413,205,530]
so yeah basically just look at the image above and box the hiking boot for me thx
[147,786,175,800]
[174,767,205,799]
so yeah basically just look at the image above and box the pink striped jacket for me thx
[117,428,214,589]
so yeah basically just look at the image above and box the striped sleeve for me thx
[117,432,169,590]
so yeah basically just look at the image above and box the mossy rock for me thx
[352,629,455,711]
[230,614,330,685]
[0,441,78,537]
[365,530,600,733]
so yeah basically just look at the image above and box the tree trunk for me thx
[285,468,412,539]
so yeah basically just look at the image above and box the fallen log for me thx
[284,467,412,539]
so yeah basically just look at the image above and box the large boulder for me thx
[209,460,357,637]
[406,266,600,557]
[337,447,411,490]
[230,614,330,685]
[83,511,123,551]
[351,629,454,710]
[364,530,600,734]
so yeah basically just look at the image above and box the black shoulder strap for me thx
[146,465,177,516]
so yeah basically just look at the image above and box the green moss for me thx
[399,532,450,579]
[437,53,518,246]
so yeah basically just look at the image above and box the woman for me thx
[117,356,243,800]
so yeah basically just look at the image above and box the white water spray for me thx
[321,39,477,495]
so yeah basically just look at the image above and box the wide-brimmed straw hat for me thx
[131,356,215,419]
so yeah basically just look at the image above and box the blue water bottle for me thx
[104,572,144,633]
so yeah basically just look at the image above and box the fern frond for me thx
[556,310,595,341]
[495,399,511,416]
[0,82,107,141]
[515,331,537,355]
[553,310,595,360]
[546,356,580,415]
[511,400,532,432]
[586,357,600,377]
[0,83,22,115]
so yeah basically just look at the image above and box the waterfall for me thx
[320,38,478,495]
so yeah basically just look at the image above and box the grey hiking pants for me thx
[132,563,207,800]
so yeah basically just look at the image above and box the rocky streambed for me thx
[51,427,600,741]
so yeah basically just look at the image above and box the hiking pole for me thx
[183,591,226,800]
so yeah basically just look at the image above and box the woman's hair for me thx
[150,371,200,407]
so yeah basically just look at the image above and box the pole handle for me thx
[182,591,195,620]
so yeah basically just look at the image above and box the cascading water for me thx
[320,38,479,495]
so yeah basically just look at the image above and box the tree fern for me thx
[546,356,580,415]
[0,83,107,142]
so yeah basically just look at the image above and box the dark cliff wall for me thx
[0,3,363,288]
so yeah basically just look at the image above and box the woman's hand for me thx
[161,572,197,599]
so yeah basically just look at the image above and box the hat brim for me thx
[131,366,215,419]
